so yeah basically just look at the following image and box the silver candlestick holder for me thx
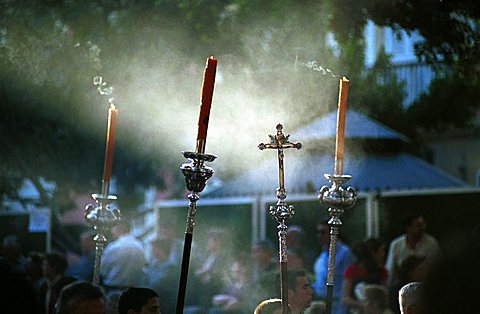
[318,174,356,314]
[85,188,121,286]
[176,148,216,314]
[258,124,301,314]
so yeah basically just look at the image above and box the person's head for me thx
[254,298,283,314]
[316,220,330,245]
[398,255,427,283]
[2,234,23,262]
[351,241,372,263]
[403,215,426,240]
[112,221,132,239]
[364,284,389,314]
[399,282,422,314]
[352,240,382,277]
[206,228,226,253]
[117,287,160,314]
[252,239,275,266]
[55,281,105,314]
[287,249,305,270]
[149,238,171,262]
[365,237,386,266]
[277,269,313,313]
[286,225,304,249]
[79,231,95,255]
[25,251,45,279]
[158,221,178,240]
[43,251,68,280]
[230,258,251,283]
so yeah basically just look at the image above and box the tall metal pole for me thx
[318,174,356,314]
[258,124,301,314]
[85,182,121,286]
[176,56,218,313]
[176,150,216,314]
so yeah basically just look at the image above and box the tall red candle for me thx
[196,56,217,153]
[102,104,118,184]
[334,76,349,176]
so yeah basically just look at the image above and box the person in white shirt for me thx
[101,221,145,293]
[385,215,439,285]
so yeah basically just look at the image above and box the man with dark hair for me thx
[250,239,278,309]
[252,239,277,279]
[144,237,179,313]
[385,214,439,285]
[276,269,313,314]
[117,287,161,314]
[55,281,105,314]
[2,234,27,274]
[40,251,77,314]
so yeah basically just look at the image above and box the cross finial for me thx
[258,123,302,151]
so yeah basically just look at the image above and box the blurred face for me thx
[112,225,128,238]
[80,234,95,255]
[159,225,176,239]
[207,235,221,252]
[286,231,302,248]
[410,260,427,282]
[288,253,304,270]
[231,261,248,281]
[407,217,426,239]
[136,297,161,314]
[152,246,167,261]
[71,298,104,314]
[316,223,330,245]
[365,297,380,314]
[374,243,387,266]
[42,260,56,280]
[25,256,41,278]
[3,240,21,261]
[289,276,313,311]
[252,245,272,266]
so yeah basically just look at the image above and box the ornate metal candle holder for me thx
[176,149,216,314]
[318,174,356,314]
[85,191,121,286]
[258,124,301,314]
[180,151,217,233]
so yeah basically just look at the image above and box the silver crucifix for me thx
[258,123,302,314]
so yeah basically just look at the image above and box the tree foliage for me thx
[0,0,409,215]
[327,0,480,133]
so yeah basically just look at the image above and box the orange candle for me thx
[196,56,217,153]
[334,76,349,175]
[102,104,118,184]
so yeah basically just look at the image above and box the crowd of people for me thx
[2,212,477,314]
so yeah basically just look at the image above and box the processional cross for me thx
[258,123,302,314]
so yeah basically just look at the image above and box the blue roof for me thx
[206,152,467,197]
[294,110,410,142]
[205,111,466,197]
